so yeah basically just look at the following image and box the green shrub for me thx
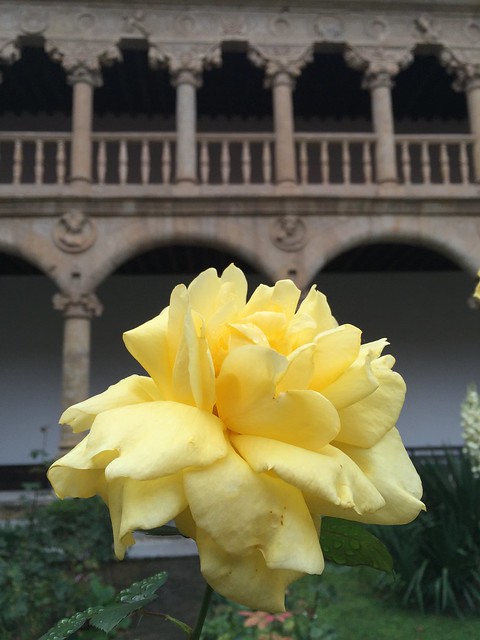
[372,451,480,616]
[0,495,117,639]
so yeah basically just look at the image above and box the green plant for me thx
[201,574,337,640]
[0,496,116,639]
[372,451,480,615]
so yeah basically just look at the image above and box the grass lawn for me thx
[315,565,480,640]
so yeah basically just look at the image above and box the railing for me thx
[0,132,70,185]
[396,134,474,185]
[0,131,475,190]
[295,133,376,185]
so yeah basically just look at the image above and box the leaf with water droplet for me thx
[320,517,393,574]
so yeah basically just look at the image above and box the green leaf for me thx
[38,608,102,640]
[320,517,393,574]
[89,602,148,633]
[115,571,168,604]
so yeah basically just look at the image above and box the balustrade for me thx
[0,130,474,191]
[396,135,473,185]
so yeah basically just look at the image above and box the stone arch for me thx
[85,220,275,291]
[303,219,479,288]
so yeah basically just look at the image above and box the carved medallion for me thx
[53,210,96,253]
[365,17,389,42]
[465,19,480,44]
[271,216,307,252]
[20,7,48,35]
[314,16,343,41]
[270,15,292,37]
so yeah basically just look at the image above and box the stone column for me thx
[45,39,122,192]
[172,67,202,184]
[53,292,103,454]
[249,45,313,186]
[67,67,102,190]
[441,48,480,183]
[345,46,413,185]
[148,43,222,185]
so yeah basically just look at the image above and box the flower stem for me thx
[189,582,213,640]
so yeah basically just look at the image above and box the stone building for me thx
[1,0,480,474]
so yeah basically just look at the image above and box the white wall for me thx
[1,270,478,464]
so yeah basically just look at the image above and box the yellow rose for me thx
[48,265,424,612]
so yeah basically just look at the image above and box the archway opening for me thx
[0,252,62,481]
[313,241,477,449]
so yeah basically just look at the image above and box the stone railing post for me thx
[249,45,313,186]
[149,43,221,185]
[345,46,413,185]
[53,292,103,454]
[45,40,121,192]
[441,47,480,183]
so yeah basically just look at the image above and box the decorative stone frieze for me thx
[271,216,307,252]
[53,210,96,254]
[52,292,103,319]
[413,14,441,42]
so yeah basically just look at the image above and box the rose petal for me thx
[123,309,173,397]
[336,427,425,524]
[309,324,362,390]
[196,527,303,612]
[60,375,162,433]
[335,361,406,448]
[84,401,227,481]
[321,351,379,410]
[183,444,324,574]
[231,434,385,518]
[217,345,340,450]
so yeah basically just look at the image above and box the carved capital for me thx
[45,38,122,84]
[53,210,96,253]
[345,46,413,89]
[0,38,21,66]
[53,292,103,319]
[271,215,307,252]
[149,42,221,86]
[248,44,313,87]
[440,47,480,93]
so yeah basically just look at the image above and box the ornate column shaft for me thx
[46,40,121,191]
[53,292,103,454]
[67,67,102,189]
[172,68,201,184]
[345,47,413,185]
[149,43,221,185]
[441,48,480,183]
[249,45,313,186]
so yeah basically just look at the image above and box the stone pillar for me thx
[148,42,222,185]
[45,39,122,192]
[67,67,102,190]
[53,292,103,454]
[441,48,480,183]
[172,68,202,184]
[345,46,413,185]
[249,45,313,186]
